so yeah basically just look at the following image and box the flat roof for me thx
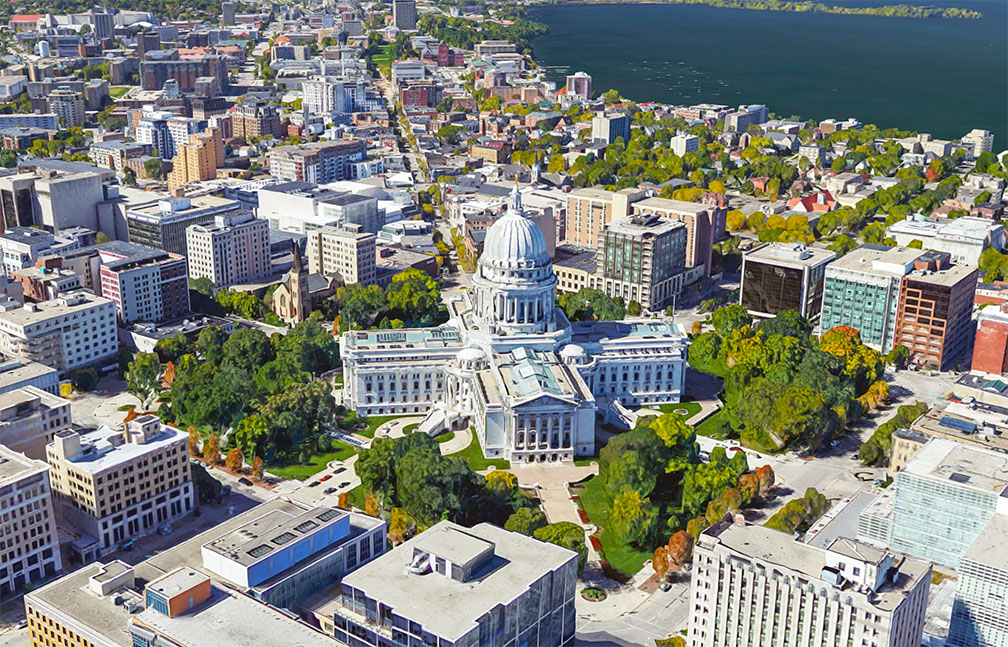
[0,291,112,327]
[962,512,1008,568]
[342,326,462,351]
[744,242,835,268]
[634,196,710,215]
[0,444,48,484]
[902,437,1008,496]
[339,521,575,642]
[203,506,348,567]
[147,567,207,599]
[904,261,976,288]
[54,423,185,475]
[553,245,597,273]
[826,245,923,276]
[0,354,56,388]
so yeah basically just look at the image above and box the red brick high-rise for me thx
[972,302,1008,375]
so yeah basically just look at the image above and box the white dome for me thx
[559,344,586,359]
[479,188,549,270]
[457,347,485,362]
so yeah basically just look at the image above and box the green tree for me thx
[126,352,161,408]
[143,158,162,179]
[504,507,547,536]
[711,304,752,337]
[627,300,642,316]
[609,490,658,548]
[234,414,270,460]
[533,522,587,569]
[385,268,441,325]
[221,327,274,373]
[886,344,910,368]
[154,333,195,364]
[196,325,228,364]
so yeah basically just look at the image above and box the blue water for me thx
[529,1,1008,147]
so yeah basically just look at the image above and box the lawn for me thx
[371,44,392,67]
[653,401,702,419]
[346,484,365,509]
[356,414,410,439]
[694,409,730,439]
[578,476,652,577]
[109,86,130,98]
[334,374,344,388]
[403,423,419,435]
[268,443,357,481]
[436,430,455,443]
[449,432,510,470]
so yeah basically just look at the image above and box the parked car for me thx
[324,487,337,495]
[157,525,172,536]
[319,474,332,482]
[16,620,28,629]
[659,582,672,593]
[238,477,253,486]
[338,481,351,488]
[729,446,742,452]
[333,467,346,474]
[308,480,320,487]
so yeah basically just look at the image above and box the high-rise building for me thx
[135,109,176,159]
[46,416,194,557]
[564,187,644,250]
[268,139,367,184]
[972,301,1008,375]
[948,512,1008,647]
[689,519,931,647]
[306,224,376,285]
[892,250,977,370]
[167,127,224,189]
[739,243,835,322]
[302,76,371,115]
[392,0,417,30]
[96,241,190,323]
[962,128,994,159]
[47,89,84,128]
[0,386,71,460]
[888,438,1007,568]
[231,97,281,139]
[631,196,714,276]
[820,245,924,353]
[0,227,79,275]
[326,520,578,647]
[597,214,686,311]
[591,112,631,145]
[669,134,699,157]
[125,195,242,257]
[0,291,117,373]
[724,104,768,131]
[221,1,235,25]
[186,211,271,288]
[139,51,226,93]
[565,71,591,100]
[0,445,62,596]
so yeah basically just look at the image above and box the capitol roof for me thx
[479,185,550,270]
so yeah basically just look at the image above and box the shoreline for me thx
[526,0,983,19]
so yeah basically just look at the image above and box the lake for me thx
[529,1,1008,147]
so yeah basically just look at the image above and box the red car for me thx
[729,446,743,452]
[319,474,332,482]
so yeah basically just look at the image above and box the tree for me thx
[726,210,747,232]
[685,516,710,541]
[609,490,658,548]
[384,269,441,326]
[126,352,161,408]
[755,465,775,493]
[143,158,162,179]
[505,507,547,535]
[187,426,201,457]
[627,300,642,316]
[204,433,221,464]
[222,327,274,373]
[711,304,752,337]
[534,522,587,570]
[250,456,264,480]
[652,546,670,578]
[226,447,245,472]
[196,325,228,364]
[154,333,195,364]
[666,530,694,566]
[388,508,416,544]
[886,344,910,368]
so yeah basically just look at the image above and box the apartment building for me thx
[892,250,977,370]
[962,128,994,158]
[47,89,84,128]
[739,243,835,322]
[669,134,699,157]
[0,228,79,275]
[631,196,714,275]
[89,141,149,173]
[139,52,226,93]
[553,245,598,294]
[325,521,577,647]
[948,512,1008,647]
[591,112,631,145]
[0,114,59,131]
[97,241,190,323]
[186,211,271,288]
[268,139,367,184]
[564,187,644,249]
[231,98,281,139]
[565,71,591,100]
[597,214,686,311]
[972,301,1008,375]
[724,104,768,131]
[820,245,925,353]
[0,354,58,396]
[46,416,193,557]
[0,386,71,460]
[886,216,1003,267]
[167,127,223,189]
[689,519,930,647]
[0,292,117,373]
[392,0,417,30]
[306,224,376,285]
[0,445,62,595]
[125,195,241,257]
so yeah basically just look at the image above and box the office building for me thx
[324,520,577,647]
[689,519,930,647]
[564,187,644,249]
[221,1,235,25]
[0,114,59,131]
[31,169,110,234]
[0,386,71,460]
[167,127,224,189]
[268,140,367,184]
[231,98,281,139]
[46,416,193,557]
[553,245,598,294]
[97,241,190,323]
[135,109,175,160]
[565,71,591,100]
[631,196,715,276]
[597,214,686,311]
[186,211,271,287]
[0,354,59,396]
[303,76,374,115]
[591,112,631,145]
[166,117,204,155]
[0,292,117,372]
[392,0,417,30]
[724,104,769,131]
[0,228,79,275]
[306,224,376,285]
[89,141,149,173]
[892,250,977,371]
[962,128,994,159]
[125,195,241,257]
[972,301,1008,375]
[473,40,517,59]
[886,216,1003,267]
[0,446,61,596]
[739,243,835,322]
[257,181,388,235]
[669,134,699,157]
[47,89,84,128]
[139,52,226,93]
[820,245,924,354]
[888,438,1008,568]
[948,512,1008,647]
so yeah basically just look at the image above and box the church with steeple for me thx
[340,186,689,464]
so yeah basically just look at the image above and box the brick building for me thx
[972,302,1008,375]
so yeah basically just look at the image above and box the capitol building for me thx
[340,187,689,464]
